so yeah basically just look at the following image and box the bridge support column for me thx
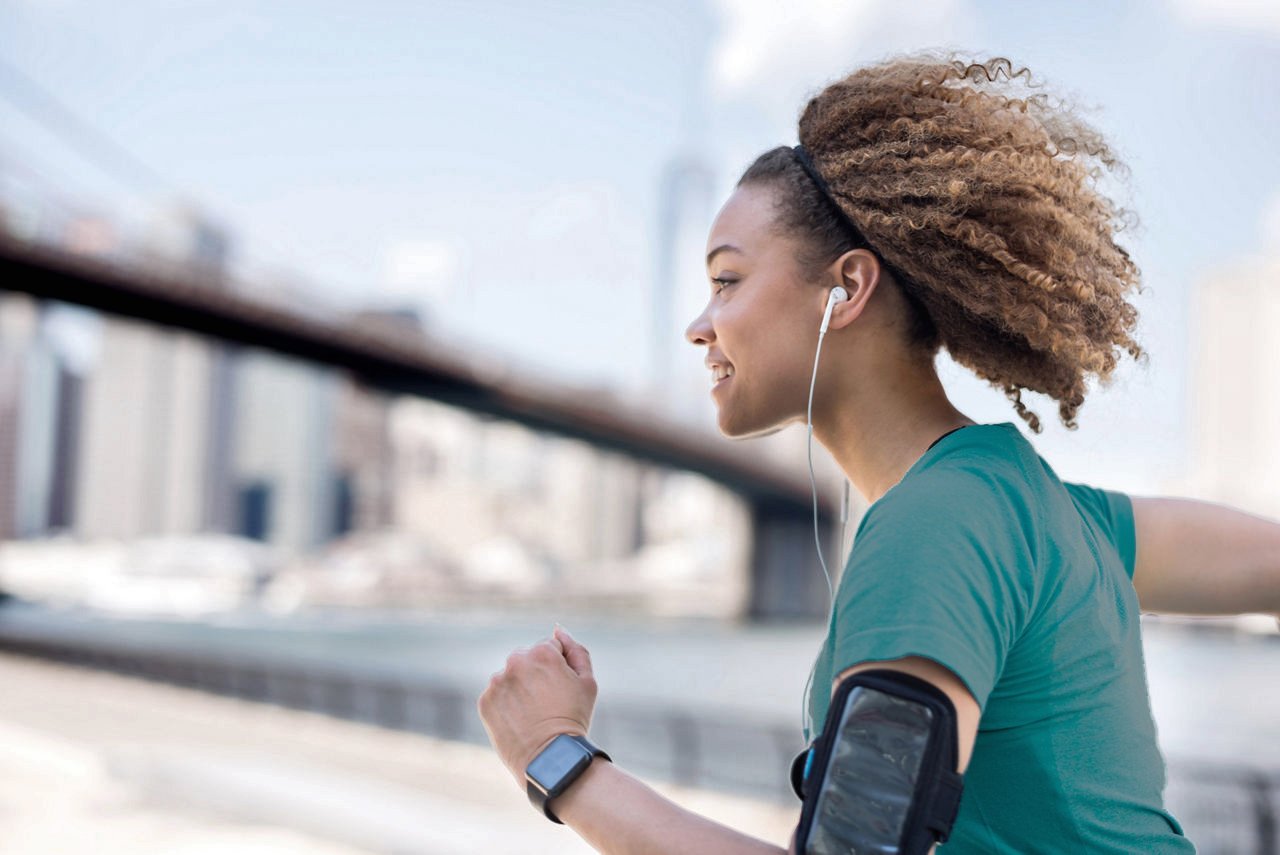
[745,502,843,622]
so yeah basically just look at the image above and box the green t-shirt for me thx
[802,421,1195,853]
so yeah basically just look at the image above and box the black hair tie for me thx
[791,144,924,300]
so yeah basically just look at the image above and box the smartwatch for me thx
[525,733,612,824]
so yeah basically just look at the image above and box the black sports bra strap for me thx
[927,424,969,452]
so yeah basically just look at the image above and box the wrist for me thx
[525,732,612,824]
[549,750,611,825]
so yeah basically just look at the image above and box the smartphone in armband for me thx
[793,668,965,855]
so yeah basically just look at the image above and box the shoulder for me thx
[862,462,1026,541]
[839,462,1038,614]
[1063,481,1134,552]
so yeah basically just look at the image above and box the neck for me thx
[811,356,975,506]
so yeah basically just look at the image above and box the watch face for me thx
[527,735,590,793]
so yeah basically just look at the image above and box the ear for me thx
[821,248,880,331]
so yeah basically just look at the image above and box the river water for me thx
[0,602,1275,772]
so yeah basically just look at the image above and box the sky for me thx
[2,0,1279,496]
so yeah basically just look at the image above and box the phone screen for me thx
[804,686,934,854]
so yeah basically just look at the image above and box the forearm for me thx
[1132,496,1280,615]
[552,758,788,855]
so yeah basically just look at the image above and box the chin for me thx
[717,410,789,440]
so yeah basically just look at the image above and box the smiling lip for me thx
[712,373,732,394]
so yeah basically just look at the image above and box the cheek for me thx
[721,295,771,344]
[718,290,809,382]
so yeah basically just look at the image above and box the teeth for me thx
[712,366,735,382]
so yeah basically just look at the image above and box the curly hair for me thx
[737,50,1148,433]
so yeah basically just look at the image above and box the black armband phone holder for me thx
[791,668,965,855]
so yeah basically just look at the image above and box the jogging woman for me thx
[478,51,1278,853]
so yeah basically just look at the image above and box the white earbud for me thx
[819,286,849,335]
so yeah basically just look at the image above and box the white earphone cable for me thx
[801,302,851,739]
[807,327,836,606]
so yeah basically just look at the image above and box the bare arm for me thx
[1131,495,1280,617]
[553,760,787,855]
[479,628,789,855]
[555,656,978,855]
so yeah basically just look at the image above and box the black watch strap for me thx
[526,733,612,824]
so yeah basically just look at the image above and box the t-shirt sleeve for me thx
[1062,481,1137,580]
[830,469,1033,715]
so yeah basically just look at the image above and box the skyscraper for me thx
[73,204,238,538]
[1183,255,1280,519]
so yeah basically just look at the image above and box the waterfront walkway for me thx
[1,601,1277,852]
[0,650,798,854]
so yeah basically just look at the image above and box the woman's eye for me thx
[712,277,736,294]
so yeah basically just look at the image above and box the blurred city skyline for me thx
[1,8,1278,849]
[3,0,1280,501]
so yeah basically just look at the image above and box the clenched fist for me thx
[476,624,600,789]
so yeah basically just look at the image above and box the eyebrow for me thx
[706,244,744,267]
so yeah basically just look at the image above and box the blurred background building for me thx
[1177,255,1280,521]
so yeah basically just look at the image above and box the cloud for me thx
[1168,0,1280,36]
[706,0,980,133]
[381,238,468,307]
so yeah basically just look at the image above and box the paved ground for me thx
[0,651,799,854]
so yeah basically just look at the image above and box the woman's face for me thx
[685,182,827,439]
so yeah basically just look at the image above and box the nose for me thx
[685,303,713,347]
